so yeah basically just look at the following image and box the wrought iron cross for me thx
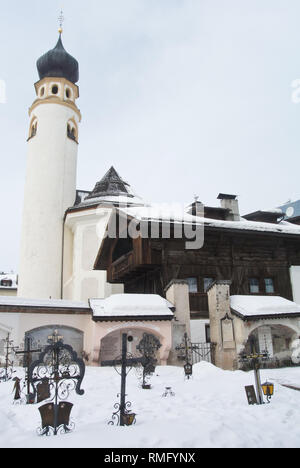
[239,337,269,405]
[48,330,64,344]
[175,333,195,379]
[29,340,85,436]
[136,333,161,389]
[14,337,41,403]
[0,333,15,382]
[104,334,145,426]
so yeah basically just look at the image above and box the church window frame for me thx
[28,116,38,140]
[67,119,78,143]
[51,84,59,95]
[65,86,73,101]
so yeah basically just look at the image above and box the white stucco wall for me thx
[0,311,92,354]
[63,208,124,302]
[190,319,209,343]
[290,266,300,305]
[18,92,80,300]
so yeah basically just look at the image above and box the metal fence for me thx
[191,342,215,365]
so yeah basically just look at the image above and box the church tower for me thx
[18,31,81,299]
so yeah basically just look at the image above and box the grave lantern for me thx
[261,381,274,403]
[184,362,193,378]
[121,412,136,426]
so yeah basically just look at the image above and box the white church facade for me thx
[1,31,300,370]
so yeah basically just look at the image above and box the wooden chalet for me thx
[94,197,300,321]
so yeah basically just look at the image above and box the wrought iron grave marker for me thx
[103,333,145,426]
[239,337,269,405]
[136,333,161,389]
[14,337,42,404]
[175,333,195,379]
[28,331,85,436]
[0,334,16,383]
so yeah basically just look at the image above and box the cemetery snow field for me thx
[0,362,300,448]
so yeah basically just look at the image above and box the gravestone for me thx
[245,386,258,405]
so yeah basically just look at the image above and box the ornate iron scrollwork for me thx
[109,394,136,426]
[175,333,195,380]
[136,333,161,389]
[0,334,16,383]
[29,337,85,436]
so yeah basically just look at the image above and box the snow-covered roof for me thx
[0,296,89,310]
[118,205,300,236]
[90,294,174,321]
[74,194,146,209]
[0,274,17,289]
[230,295,300,320]
[71,167,146,210]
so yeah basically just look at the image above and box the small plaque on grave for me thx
[37,378,50,403]
[245,385,258,405]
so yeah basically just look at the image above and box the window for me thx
[67,124,76,141]
[29,120,38,139]
[0,279,12,287]
[40,87,45,97]
[204,277,214,292]
[187,277,198,293]
[264,278,274,294]
[52,85,59,95]
[249,278,260,294]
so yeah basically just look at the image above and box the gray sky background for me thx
[1,0,300,272]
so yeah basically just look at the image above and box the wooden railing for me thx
[111,252,134,280]
[189,293,209,313]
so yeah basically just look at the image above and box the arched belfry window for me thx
[67,120,78,143]
[29,118,38,140]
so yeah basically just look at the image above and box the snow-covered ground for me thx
[0,362,299,448]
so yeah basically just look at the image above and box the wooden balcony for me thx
[189,293,209,317]
[110,250,160,283]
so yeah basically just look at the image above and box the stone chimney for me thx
[165,279,191,365]
[187,198,204,217]
[217,194,240,221]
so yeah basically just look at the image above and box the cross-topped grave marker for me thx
[14,337,42,404]
[136,333,161,389]
[29,334,85,436]
[175,333,195,379]
[0,334,15,382]
[48,330,64,344]
[239,337,269,405]
[103,333,145,426]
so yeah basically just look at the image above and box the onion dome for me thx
[37,34,79,84]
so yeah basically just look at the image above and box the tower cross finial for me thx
[58,10,64,34]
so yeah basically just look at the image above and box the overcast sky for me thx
[1,0,300,272]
